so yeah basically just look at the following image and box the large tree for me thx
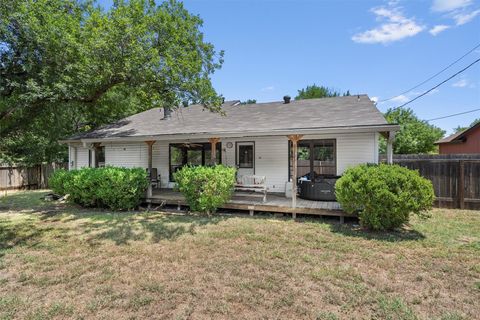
[0,0,223,164]
[295,84,350,100]
[380,107,445,154]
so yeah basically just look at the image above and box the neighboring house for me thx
[61,95,399,195]
[435,122,480,154]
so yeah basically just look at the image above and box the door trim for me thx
[235,141,255,174]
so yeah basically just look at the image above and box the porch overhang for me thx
[59,124,400,145]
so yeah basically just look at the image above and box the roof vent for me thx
[283,95,291,104]
[163,107,172,120]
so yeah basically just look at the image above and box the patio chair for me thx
[146,168,161,189]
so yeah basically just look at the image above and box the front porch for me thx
[145,189,354,220]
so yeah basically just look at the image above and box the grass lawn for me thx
[0,190,479,320]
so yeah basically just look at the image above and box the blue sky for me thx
[99,0,480,135]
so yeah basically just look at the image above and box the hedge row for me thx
[49,167,148,210]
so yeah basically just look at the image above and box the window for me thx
[237,144,254,168]
[169,142,221,181]
[289,139,336,180]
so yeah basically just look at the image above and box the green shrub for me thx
[173,165,236,215]
[49,167,148,210]
[49,168,70,195]
[335,164,434,230]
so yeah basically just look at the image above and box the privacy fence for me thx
[383,154,480,210]
[0,163,68,191]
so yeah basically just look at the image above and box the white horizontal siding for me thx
[303,132,377,174]
[152,141,170,188]
[102,141,171,188]
[76,146,89,169]
[75,132,378,193]
[105,143,148,168]
[222,137,289,193]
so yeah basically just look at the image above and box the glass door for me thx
[236,142,255,176]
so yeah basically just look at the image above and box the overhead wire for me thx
[378,42,480,103]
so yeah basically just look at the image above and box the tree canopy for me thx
[239,99,256,105]
[0,0,224,164]
[295,84,350,100]
[453,118,480,133]
[380,107,445,154]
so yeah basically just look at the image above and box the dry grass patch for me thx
[0,190,479,319]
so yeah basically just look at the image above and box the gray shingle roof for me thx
[67,95,393,140]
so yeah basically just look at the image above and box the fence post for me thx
[457,160,465,209]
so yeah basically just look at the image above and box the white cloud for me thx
[371,96,379,103]
[352,6,424,44]
[453,9,480,25]
[431,0,472,12]
[452,79,468,87]
[429,24,451,35]
[260,85,275,92]
[431,0,480,26]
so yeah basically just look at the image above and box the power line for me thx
[395,58,480,109]
[426,108,480,122]
[378,42,480,103]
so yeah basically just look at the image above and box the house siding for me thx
[222,137,289,193]
[69,132,378,193]
[438,125,480,154]
[73,146,89,169]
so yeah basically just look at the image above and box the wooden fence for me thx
[0,163,68,191]
[384,155,480,210]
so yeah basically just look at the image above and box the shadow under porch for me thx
[145,189,353,221]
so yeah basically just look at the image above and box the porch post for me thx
[287,134,304,219]
[208,137,221,165]
[92,142,101,167]
[386,131,395,164]
[145,140,156,198]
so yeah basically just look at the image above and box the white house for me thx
[61,95,399,197]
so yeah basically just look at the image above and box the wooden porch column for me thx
[145,140,156,198]
[92,143,101,167]
[287,134,304,219]
[208,137,221,165]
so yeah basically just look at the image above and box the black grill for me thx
[298,176,340,201]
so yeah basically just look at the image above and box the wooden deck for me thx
[145,189,353,218]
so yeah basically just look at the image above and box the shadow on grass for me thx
[0,190,64,212]
[328,222,425,242]
[0,218,54,255]
[38,209,228,245]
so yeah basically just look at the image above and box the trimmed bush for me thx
[48,168,70,195]
[173,165,236,215]
[335,164,434,230]
[49,167,148,210]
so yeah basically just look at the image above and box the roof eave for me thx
[63,124,400,144]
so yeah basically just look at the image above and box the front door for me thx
[236,142,255,176]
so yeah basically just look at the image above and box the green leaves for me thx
[49,167,149,210]
[1,0,223,164]
[295,84,350,100]
[173,165,236,215]
[336,164,435,231]
[381,107,445,154]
